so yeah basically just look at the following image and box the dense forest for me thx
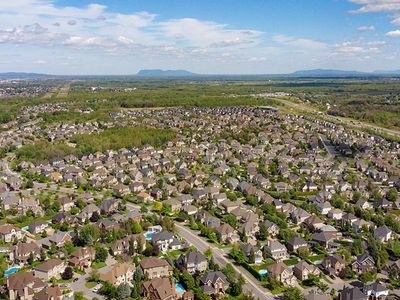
[16,126,176,162]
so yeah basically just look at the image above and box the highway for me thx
[275,98,400,139]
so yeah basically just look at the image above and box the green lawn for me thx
[85,281,97,289]
[283,258,298,266]
[92,262,106,269]
[308,254,326,263]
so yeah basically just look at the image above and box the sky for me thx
[1,0,400,74]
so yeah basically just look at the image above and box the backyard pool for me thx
[21,226,29,232]
[258,269,268,276]
[175,283,186,293]
[144,232,154,240]
[4,267,20,276]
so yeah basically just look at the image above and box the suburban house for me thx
[10,242,40,265]
[215,223,240,244]
[99,262,135,286]
[322,255,345,277]
[28,221,48,235]
[0,224,24,243]
[267,262,296,286]
[374,225,393,243]
[264,240,288,261]
[139,258,173,279]
[293,261,321,281]
[286,236,308,253]
[199,271,229,297]
[33,259,66,280]
[151,231,183,253]
[6,272,45,300]
[176,251,208,275]
[68,247,96,269]
[143,278,177,300]
[352,253,376,274]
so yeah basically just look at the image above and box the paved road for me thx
[71,274,105,300]
[175,223,276,300]
[319,134,337,158]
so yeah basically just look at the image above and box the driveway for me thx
[70,274,105,300]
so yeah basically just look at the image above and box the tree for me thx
[134,265,144,282]
[204,247,213,259]
[28,252,34,265]
[161,217,175,232]
[258,223,269,241]
[131,221,143,234]
[90,211,100,222]
[222,263,236,283]
[297,247,310,259]
[152,201,162,212]
[62,267,73,280]
[74,292,85,300]
[283,287,304,300]
[277,229,296,242]
[95,246,108,262]
[79,224,100,246]
[99,281,118,299]
[117,283,131,300]
[181,271,196,290]
[387,188,398,202]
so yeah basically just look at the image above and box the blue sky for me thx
[1,0,400,74]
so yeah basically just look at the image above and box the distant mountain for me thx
[372,70,400,75]
[136,69,198,77]
[289,69,369,77]
[0,72,51,79]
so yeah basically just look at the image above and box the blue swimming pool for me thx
[4,267,20,276]
[175,283,186,293]
[144,232,153,240]
[258,269,268,276]
[21,226,29,232]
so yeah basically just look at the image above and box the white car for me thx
[92,284,102,293]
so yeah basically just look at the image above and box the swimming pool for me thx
[175,283,186,293]
[258,269,268,276]
[144,232,154,240]
[4,267,20,276]
[21,226,29,232]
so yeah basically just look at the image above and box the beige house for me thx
[143,278,177,300]
[139,258,173,279]
[293,261,321,281]
[7,272,45,300]
[99,262,135,286]
[0,224,24,243]
[267,262,296,286]
[33,259,66,281]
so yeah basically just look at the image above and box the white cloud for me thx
[385,29,400,36]
[367,40,387,45]
[331,41,381,56]
[349,1,400,25]
[349,0,400,13]
[273,34,327,50]
[248,56,266,62]
[357,25,375,31]
[159,18,262,48]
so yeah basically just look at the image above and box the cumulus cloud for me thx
[357,25,375,31]
[349,0,400,13]
[385,29,400,36]
[159,18,262,48]
[273,34,327,50]
[331,41,381,56]
[349,1,400,25]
